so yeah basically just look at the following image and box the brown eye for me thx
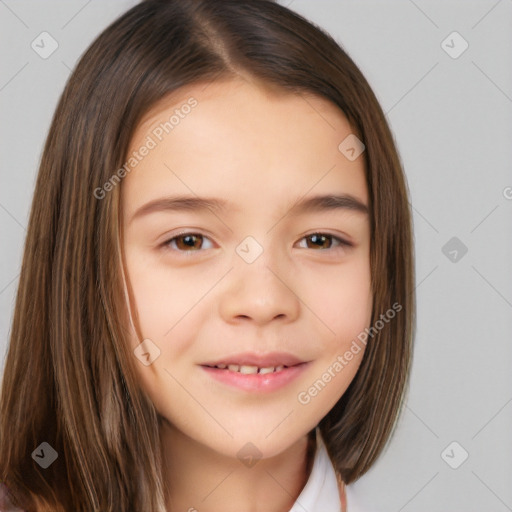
[163,233,213,252]
[175,234,202,250]
[305,233,332,249]
[299,233,350,250]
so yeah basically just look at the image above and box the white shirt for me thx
[288,428,376,512]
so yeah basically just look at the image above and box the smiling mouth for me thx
[201,351,306,373]
[200,353,309,392]
[202,363,294,375]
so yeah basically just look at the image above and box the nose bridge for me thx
[218,233,300,323]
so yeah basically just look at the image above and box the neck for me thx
[159,419,316,512]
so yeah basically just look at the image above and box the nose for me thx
[218,252,301,326]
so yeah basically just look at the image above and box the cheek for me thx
[124,249,203,348]
[295,262,372,417]
[303,257,373,347]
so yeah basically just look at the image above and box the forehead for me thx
[122,77,368,219]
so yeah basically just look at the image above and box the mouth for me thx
[199,352,309,392]
[202,363,292,375]
[201,351,305,369]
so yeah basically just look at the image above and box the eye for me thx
[162,232,214,253]
[160,231,352,255]
[296,232,352,251]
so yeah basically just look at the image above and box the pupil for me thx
[311,234,328,248]
[183,235,200,249]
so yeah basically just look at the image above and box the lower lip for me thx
[200,363,310,392]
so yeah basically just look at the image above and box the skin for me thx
[120,76,373,512]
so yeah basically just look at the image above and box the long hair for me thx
[0,0,415,510]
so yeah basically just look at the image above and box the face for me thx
[120,77,372,459]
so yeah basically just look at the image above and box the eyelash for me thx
[160,231,352,256]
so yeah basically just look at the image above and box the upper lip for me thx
[201,352,306,368]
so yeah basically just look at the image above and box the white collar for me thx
[287,428,340,512]
[287,428,372,512]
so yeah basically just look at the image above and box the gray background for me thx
[1,1,511,510]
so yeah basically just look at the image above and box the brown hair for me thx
[0,0,415,510]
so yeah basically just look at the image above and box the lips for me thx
[201,351,305,370]
[200,352,310,392]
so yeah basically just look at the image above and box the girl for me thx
[0,0,415,510]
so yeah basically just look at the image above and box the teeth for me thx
[214,364,287,374]
[239,365,258,374]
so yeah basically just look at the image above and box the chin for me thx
[224,423,310,460]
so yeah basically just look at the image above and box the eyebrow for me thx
[129,193,369,224]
